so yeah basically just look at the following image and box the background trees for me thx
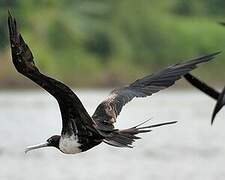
[1,0,225,87]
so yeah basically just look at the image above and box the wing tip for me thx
[8,10,14,27]
[8,10,12,18]
[211,87,225,125]
[211,119,214,125]
[211,113,216,125]
[7,10,20,46]
[210,51,222,57]
[187,51,221,65]
[197,51,221,62]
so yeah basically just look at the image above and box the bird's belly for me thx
[59,135,82,154]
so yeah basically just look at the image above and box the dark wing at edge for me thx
[8,12,97,135]
[184,73,219,100]
[212,86,225,124]
[92,52,220,131]
[211,21,225,124]
[183,73,225,124]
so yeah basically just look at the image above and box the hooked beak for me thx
[25,142,49,154]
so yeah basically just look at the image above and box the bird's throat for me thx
[59,134,82,154]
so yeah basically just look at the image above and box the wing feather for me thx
[8,12,96,135]
[93,52,220,130]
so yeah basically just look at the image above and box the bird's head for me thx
[25,135,60,153]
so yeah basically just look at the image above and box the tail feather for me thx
[104,120,177,148]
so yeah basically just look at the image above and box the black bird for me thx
[8,12,220,154]
[184,73,225,124]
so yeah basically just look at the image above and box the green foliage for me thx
[1,0,225,87]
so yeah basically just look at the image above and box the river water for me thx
[0,89,224,180]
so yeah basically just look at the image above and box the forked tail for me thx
[103,120,177,148]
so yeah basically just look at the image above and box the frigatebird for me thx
[8,12,220,154]
[184,73,225,124]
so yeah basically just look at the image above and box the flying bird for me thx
[8,12,220,154]
[184,73,225,124]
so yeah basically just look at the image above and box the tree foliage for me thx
[0,0,225,87]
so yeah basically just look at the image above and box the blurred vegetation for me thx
[0,0,225,88]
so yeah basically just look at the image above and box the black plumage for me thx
[184,73,225,124]
[8,11,220,154]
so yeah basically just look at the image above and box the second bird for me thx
[184,73,225,124]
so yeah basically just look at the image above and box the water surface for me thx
[0,89,225,180]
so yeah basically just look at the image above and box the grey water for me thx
[0,89,225,180]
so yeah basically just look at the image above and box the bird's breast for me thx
[59,135,82,154]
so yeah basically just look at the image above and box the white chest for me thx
[59,135,82,154]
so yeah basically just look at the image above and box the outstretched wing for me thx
[92,52,220,130]
[184,73,224,124]
[8,12,97,136]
